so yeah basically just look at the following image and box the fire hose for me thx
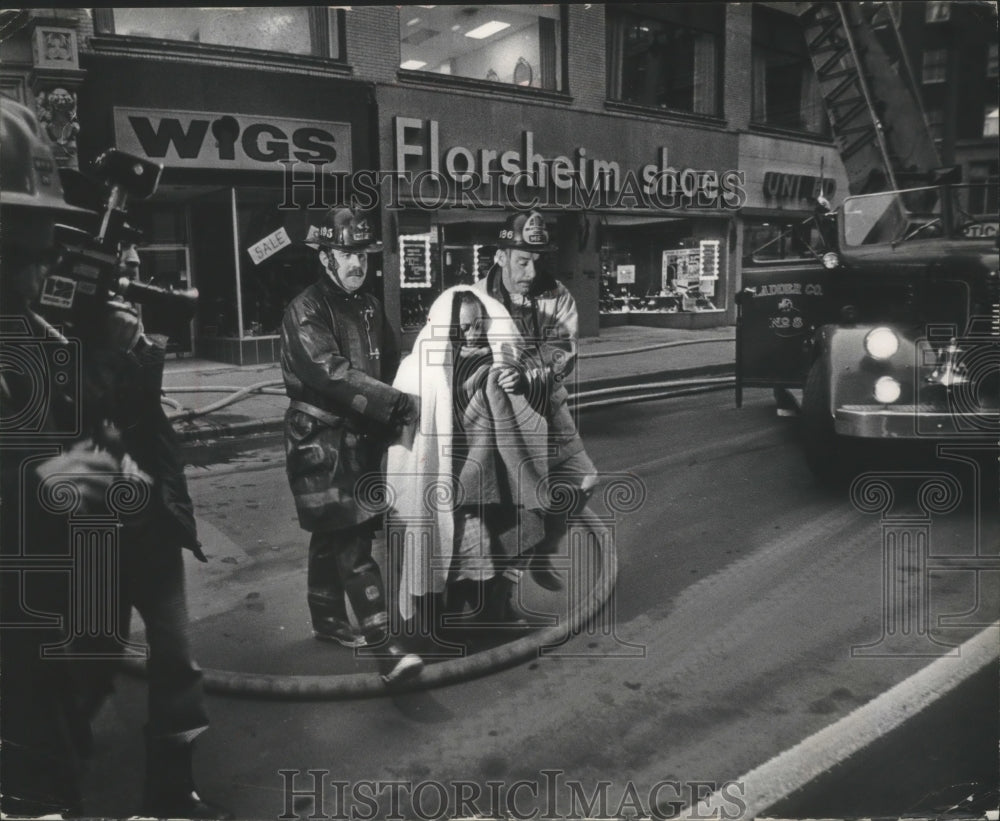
[123,337,731,698]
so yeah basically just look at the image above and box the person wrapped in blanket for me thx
[387,286,551,650]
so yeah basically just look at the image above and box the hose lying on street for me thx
[120,507,618,700]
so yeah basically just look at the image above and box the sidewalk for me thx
[163,325,736,442]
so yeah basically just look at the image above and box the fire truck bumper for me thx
[835,404,1000,438]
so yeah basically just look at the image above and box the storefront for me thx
[375,85,739,341]
[736,133,849,274]
[77,55,376,364]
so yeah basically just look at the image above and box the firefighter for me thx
[475,210,600,616]
[280,206,423,685]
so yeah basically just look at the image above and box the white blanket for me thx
[387,286,549,619]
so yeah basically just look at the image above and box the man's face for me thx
[323,248,369,293]
[499,249,540,296]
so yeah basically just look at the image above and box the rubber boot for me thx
[530,487,595,591]
[482,567,534,632]
[141,732,234,820]
[345,570,424,686]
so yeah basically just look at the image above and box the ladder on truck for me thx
[797,2,941,194]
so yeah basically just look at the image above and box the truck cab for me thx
[737,180,999,479]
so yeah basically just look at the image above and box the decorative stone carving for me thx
[35,85,80,168]
[32,25,79,70]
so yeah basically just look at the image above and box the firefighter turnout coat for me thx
[280,275,405,532]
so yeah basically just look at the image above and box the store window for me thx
[94,7,343,59]
[751,7,827,134]
[398,219,503,332]
[398,4,563,91]
[237,194,320,338]
[606,3,723,116]
[921,49,948,84]
[599,220,726,315]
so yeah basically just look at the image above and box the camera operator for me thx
[1,99,122,816]
[76,271,233,820]
[1,100,231,819]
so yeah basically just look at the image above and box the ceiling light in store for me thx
[401,59,427,70]
[451,24,462,31]
[465,20,510,39]
[407,17,421,26]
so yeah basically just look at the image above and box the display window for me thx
[599,220,725,314]
[237,192,319,338]
[398,216,503,332]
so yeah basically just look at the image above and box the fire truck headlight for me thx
[874,376,902,404]
[864,326,899,360]
[822,252,839,269]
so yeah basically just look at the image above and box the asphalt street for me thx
[81,388,999,819]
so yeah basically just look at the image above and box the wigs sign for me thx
[113,107,352,172]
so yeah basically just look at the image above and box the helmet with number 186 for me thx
[496,210,557,252]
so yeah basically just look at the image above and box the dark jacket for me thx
[91,333,203,558]
[280,275,405,532]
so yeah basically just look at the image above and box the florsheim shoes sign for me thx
[113,107,352,172]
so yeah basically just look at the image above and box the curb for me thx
[174,364,736,444]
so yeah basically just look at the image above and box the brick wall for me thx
[566,5,606,112]
[75,8,95,44]
[345,6,400,84]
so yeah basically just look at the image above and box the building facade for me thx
[2,4,995,362]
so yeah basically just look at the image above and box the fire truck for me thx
[735,2,999,480]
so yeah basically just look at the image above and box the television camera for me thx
[37,149,198,339]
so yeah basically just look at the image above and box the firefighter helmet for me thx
[496,210,556,252]
[0,99,90,217]
[304,207,383,253]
